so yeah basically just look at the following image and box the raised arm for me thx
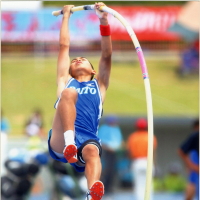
[56,5,74,98]
[95,3,112,102]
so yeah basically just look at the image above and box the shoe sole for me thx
[63,144,78,163]
[90,181,104,200]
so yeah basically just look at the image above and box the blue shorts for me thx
[189,171,199,198]
[188,151,199,197]
[189,171,199,184]
[48,129,102,172]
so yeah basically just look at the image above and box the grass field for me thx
[1,52,198,135]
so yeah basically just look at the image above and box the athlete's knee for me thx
[60,88,78,102]
[82,144,99,161]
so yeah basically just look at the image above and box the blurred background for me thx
[1,1,199,200]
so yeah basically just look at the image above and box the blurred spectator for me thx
[98,115,123,195]
[185,150,199,200]
[179,40,199,77]
[1,109,11,175]
[24,108,44,138]
[116,150,133,189]
[127,118,157,200]
[178,119,199,200]
[163,162,186,193]
[1,109,10,134]
[24,109,48,165]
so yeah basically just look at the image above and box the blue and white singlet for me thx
[54,78,103,148]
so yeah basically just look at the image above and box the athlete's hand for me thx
[62,5,74,17]
[95,2,108,19]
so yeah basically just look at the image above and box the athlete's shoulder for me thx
[64,78,78,89]
[67,77,75,82]
[92,78,100,86]
[67,77,78,84]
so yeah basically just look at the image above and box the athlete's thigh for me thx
[50,108,65,153]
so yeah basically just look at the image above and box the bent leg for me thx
[82,144,102,189]
[50,88,77,153]
[57,88,77,131]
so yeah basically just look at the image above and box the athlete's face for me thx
[69,57,96,79]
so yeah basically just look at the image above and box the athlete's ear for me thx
[91,70,96,75]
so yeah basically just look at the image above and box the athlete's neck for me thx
[74,75,92,82]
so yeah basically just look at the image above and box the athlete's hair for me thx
[70,57,94,80]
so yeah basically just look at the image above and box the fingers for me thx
[62,5,74,15]
[95,2,106,10]
[95,2,108,19]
